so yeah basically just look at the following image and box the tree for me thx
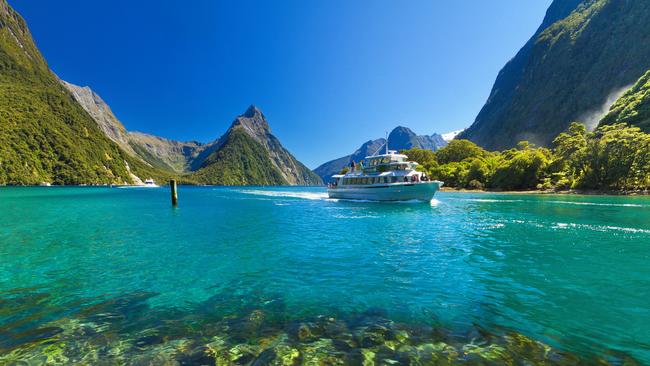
[435,140,488,164]
[402,148,437,166]
[552,122,588,187]
[581,123,649,190]
[490,148,552,190]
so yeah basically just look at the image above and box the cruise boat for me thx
[327,150,443,202]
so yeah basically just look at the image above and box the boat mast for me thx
[385,131,389,154]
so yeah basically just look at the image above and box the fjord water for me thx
[1,186,649,363]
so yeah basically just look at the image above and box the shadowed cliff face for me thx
[459,0,650,150]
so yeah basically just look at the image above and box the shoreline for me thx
[2,184,649,196]
[439,187,650,196]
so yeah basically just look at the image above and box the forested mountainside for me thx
[191,106,322,186]
[1,0,318,186]
[314,126,447,182]
[459,0,650,150]
[600,69,650,133]
[190,126,287,186]
[0,0,170,185]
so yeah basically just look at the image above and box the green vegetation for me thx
[190,127,287,185]
[600,69,650,133]
[403,123,650,192]
[0,1,174,185]
[459,0,650,150]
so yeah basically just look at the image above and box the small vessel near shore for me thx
[327,147,443,202]
[143,178,159,188]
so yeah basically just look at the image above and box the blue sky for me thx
[14,0,551,168]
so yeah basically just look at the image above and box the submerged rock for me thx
[252,343,301,366]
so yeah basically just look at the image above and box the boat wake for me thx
[545,200,645,208]
[459,198,646,208]
[236,189,330,201]
[553,222,650,234]
[234,189,440,205]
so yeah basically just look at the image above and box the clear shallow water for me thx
[0,186,649,364]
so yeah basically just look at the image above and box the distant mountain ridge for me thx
[459,0,650,150]
[314,126,447,181]
[62,78,321,185]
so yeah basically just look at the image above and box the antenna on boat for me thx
[371,132,390,156]
[385,131,389,155]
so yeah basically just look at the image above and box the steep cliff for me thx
[459,0,650,149]
[0,0,165,184]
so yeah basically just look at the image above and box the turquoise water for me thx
[0,186,649,364]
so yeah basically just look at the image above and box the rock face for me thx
[191,106,323,186]
[127,132,206,173]
[0,0,167,185]
[314,126,447,182]
[60,80,135,156]
[60,80,209,174]
[459,0,650,150]
[600,69,650,133]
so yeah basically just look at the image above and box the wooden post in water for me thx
[170,179,178,206]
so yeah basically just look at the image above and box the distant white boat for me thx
[143,178,159,188]
[39,182,51,187]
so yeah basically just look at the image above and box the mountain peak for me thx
[389,126,417,139]
[243,105,262,118]
[232,105,269,134]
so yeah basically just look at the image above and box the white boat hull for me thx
[327,181,442,201]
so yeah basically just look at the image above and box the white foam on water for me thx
[461,198,525,203]
[545,200,645,208]
[237,189,329,201]
[552,222,650,234]
[333,214,379,219]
